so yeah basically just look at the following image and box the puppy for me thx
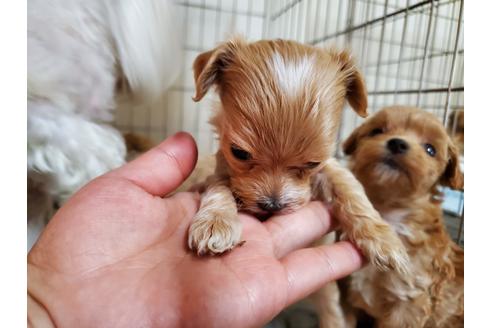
[339,106,464,327]
[186,38,409,275]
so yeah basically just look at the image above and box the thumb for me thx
[108,132,198,196]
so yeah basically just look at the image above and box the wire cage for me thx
[114,0,464,244]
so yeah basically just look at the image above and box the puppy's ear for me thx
[342,124,364,155]
[192,39,244,102]
[336,50,368,118]
[440,140,464,190]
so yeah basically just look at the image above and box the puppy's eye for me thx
[305,162,320,169]
[231,145,251,161]
[424,143,436,157]
[368,128,384,136]
[289,162,321,172]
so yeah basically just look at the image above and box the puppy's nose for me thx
[257,198,285,213]
[387,138,409,154]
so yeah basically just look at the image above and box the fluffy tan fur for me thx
[331,106,464,328]
[187,38,409,276]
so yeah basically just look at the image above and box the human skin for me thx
[27,132,363,328]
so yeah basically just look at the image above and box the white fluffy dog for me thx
[27,0,181,249]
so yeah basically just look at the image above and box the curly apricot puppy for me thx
[333,106,464,328]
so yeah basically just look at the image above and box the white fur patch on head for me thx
[270,52,315,95]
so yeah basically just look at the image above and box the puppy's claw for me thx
[188,212,242,255]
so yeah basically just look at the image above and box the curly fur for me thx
[335,106,464,328]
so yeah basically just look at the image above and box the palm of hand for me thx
[30,177,286,327]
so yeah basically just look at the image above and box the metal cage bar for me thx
[443,0,463,127]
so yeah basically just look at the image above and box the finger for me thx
[109,132,198,196]
[264,202,335,258]
[281,241,363,306]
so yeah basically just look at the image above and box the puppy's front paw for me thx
[353,224,410,275]
[188,212,242,255]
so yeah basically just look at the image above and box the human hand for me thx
[28,132,363,328]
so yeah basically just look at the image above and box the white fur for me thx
[27,106,126,202]
[27,0,181,249]
[107,0,181,97]
[373,162,401,182]
[381,209,412,237]
[279,178,311,210]
[270,52,315,95]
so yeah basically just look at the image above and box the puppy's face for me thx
[343,106,463,202]
[192,38,367,216]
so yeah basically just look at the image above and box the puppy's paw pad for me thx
[188,213,241,255]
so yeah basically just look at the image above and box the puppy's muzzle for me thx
[257,197,285,213]
[387,138,409,155]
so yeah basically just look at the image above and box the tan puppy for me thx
[339,106,464,327]
[187,38,409,274]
